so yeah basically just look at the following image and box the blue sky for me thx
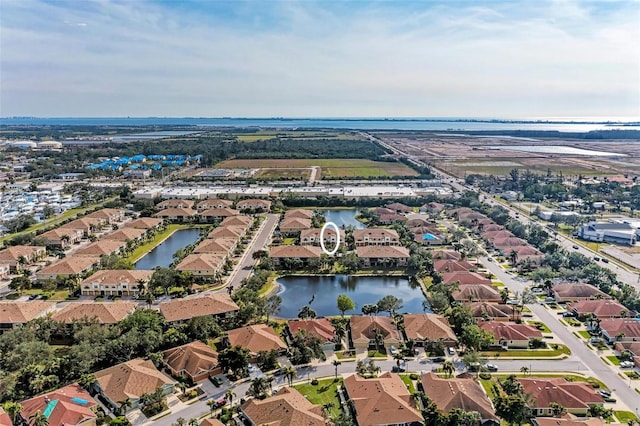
[1,0,638,118]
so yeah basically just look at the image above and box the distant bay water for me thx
[2,117,640,132]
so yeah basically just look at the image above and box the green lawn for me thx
[283,238,297,245]
[399,374,416,393]
[607,355,621,366]
[527,321,551,333]
[24,288,70,301]
[480,344,570,358]
[294,378,343,418]
[367,350,388,358]
[577,330,591,339]
[125,224,191,262]
[335,351,356,360]
[615,411,638,423]
[483,373,608,394]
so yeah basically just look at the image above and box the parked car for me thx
[486,363,499,372]
[602,258,609,263]
[390,345,398,355]
[594,256,600,261]
[209,376,223,387]
[620,361,635,368]
[589,337,602,344]
[432,356,445,363]
[391,366,406,373]
[447,347,456,356]
[597,389,611,398]
[572,245,579,250]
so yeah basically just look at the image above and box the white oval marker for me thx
[320,221,340,256]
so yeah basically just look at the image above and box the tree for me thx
[284,366,297,386]
[117,398,133,415]
[332,359,342,379]
[361,304,378,316]
[446,303,474,335]
[186,315,221,341]
[298,305,317,319]
[77,373,96,390]
[550,402,566,417]
[392,352,404,368]
[520,366,530,376]
[494,393,530,426]
[588,404,613,419]
[247,377,270,399]
[290,329,325,365]
[460,324,493,352]
[500,288,510,304]
[265,295,282,323]
[188,419,199,426]
[225,388,236,408]
[206,399,217,417]
[442,360,455,378]
[29,410,49,426]
[376,295,403,316]
[2,402,22,424]
[338,252,359,273]
[256,349,279,371]
[337,294,355,317]
[218,346,250,378]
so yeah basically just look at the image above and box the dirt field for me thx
[215,159,419,178]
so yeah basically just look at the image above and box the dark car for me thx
[432,356,445,363]
[486,363,499,372]
[391,366,406,373]
[572,245,579,250]
[602,258,609,263]
[209,376,223,387]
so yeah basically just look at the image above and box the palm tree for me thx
[225,388,236,408]
[332,359,342,379]
[393,352,404,368]
[284,366,297,386]
[188,419,199,426]
[442,361,455,378]
[176,382,187,396]
[117,398,133,415]
[29,410,49,426]
[206,399,217,417]
[136,279,147,295]
[508,249,518,267]
[2,402,22,424]
[248,377,269,399]
[322,402,335,420]
[520,366,530,376]
[77,373,96,391]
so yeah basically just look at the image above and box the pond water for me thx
[322,209,366,229]
[275,275,430,318]
[135,228,201,269]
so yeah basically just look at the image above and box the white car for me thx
[620,361,635,368]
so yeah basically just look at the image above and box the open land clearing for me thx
[215,159,419,178]
[233,129,360,142]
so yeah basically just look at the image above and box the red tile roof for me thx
[519,378,603,410]
[569,299,629,318]
[20,384,97,426]
[421,373,497,421]
[227,324,287,355]
[288,318,335,342]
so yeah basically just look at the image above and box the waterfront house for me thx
[160,293,239,323]
[0,245,46,272]
[102,226,148,243]
[288,318,336,350]
[94,358,175,413]
[0,301,55,334]
[269,245,322,268]
[386,202,413,213]
[284,209,313,220]
[353,228,400,246]
[226,324,287,357]
[349,315,402,351]
[356,245,410,268]
[176,253,225,276]
[125,217,164,230]
[343,372,423,426]
[162,340,220,382]
[74,239,127,257]
[80,269,154,297]
[240,387,326,426]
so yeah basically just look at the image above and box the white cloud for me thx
[0,0,638,117]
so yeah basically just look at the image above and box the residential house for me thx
[125,217,164,230]
[269,245,322,267]
[80,269,154,297]
[533,414,623,426]
[421,373,499,426]
[236,198,272,212]
[470,302,515,321]
[431,250,461,261]
[52,302,137,324]
[413,230,446,246]
[94,358,175,413]
[420,202,445,214]
[0,245,46,272]
[39,228,85,248]
[492,237,529,253]
[599,318,640,343]
[614,341,640,369]
[386,202,413,213]
[200,419,225,426]
[434,259,476,273]
[159,293,239,323]
[284,209,314,220]
[162,340,221,382]
[194,238,237,256]
[196,199,233,211]
[402,314,457,347]
[343,372,423,426]
[569,300,629,319]
[157,199,195,210]
[176,253,225,276]
[442,271,492,286]
[479,321,542,349]
[349,315,402,351]
[452,284,502,303]
[279,217,312,236]
[19,384,98,426]
[300,228,345,247]
[74,239,127,257]
[378,213,408,224]
[288,318,336,350]
[208,225,246,239]
[226,324,287,356]
[481,230,515,241]
[374,207,395,216]
[552,283,611,303]
[61,217,107,236]
[0,301,55,334]
[240,387,326,426]
[102,227,148,243]
[220,215,253,227]
[155,207,197,222]
[519,378,603,416]
[85,208,125,224]
[353,229,400,246]
[356,245,410,268]
[36,256,100,281]
[199,208,240,223]
[0,407,10,426]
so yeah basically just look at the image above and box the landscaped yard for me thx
[606,355,621,366]
[367,350,388,358]
[527,321,551,333]
[23,288,70,301]
[577,330,591,339]
[399,374,416,393]
[294,378,343,418]
[480,344,570,358]
[615,411,638,423]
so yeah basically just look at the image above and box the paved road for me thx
[481,257,640,412]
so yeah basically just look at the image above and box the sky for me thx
[1,0,639,118]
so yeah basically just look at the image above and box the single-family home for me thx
[434,259,476,273]
[599,318,640,343]
[226,324,287,356]
[452,284,502,303]
[353,229,400,246]
[569,299,629,319]
[176,253,225,276]
[470,302,515,321]
[349,315,402,352]
[421,373,499,426]
[80,269,154,297]
[519,378,603,416]
[94,358,175,413]
[479,321,542,349]
[431,250,461,261]
[343,372,423,426]
[162,340,220,382]
[157,199,195,210]
[288,318,336,350]
[0,301,55,334]
[402,314,457,347]
[19,384,98,426]
[386,202,413,213]
[442,271,492,286]
[240,387,326,426]
[378,213,408,225]
[155,207,197,222]
[236,198,272,212]
[269,245,322,268]
[36,256,100,281]
[0,245,46,272]
[420,202,445,214]
[159,293,239,323]
[533,414,621,426]
[74,239,127,257]
[52,302,137,325]
[39,228,85,248]
[552,283,611,303]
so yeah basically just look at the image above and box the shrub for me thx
[479,372,492,380]
[409,373,419,380]
[311,378,319,386]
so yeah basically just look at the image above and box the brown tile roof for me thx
[20,383,97,426]
[379,214,407,223]
[85,208,124,221]
[103,227,148,241]
[344,372,422,426]
[300,227,345,240]
[176,253,225,273]
[237,199,272,209]
[194,238,236,254]
[279,217,312,231]
[52,302,137,324]
[95,358,174,403]
[74,239,127,256]
[469,302,514,320]
[615,341,640,356]
[533,416,611,426]
[288,318,336,342]
[207,226,245,239]
[402,314,457,342]
[40,227,84,240]
[354,228,400,241]
[221,215,253,227]
[431,250,461,260]
[493,237,529,248]
[519,378,603,410]
[434,259,476,273]
[160,293,239,322]
[241,387,326,426]
[125,217,164,229]
[481,230,515,240]
[0,245,45,262]
[512,246,544,256]
[553,283,611,301]
[227,324,287,355]
[452,284,501,302]
[600,318,640,339]
[200,419,225,426]
[569,300,629,318]
[421,202,445,211]
[482,224,504,232]
[162,341,219,379]
[0,301,55,324]
[386,202,413,213]
[355,245,410,259]
[443,271,492,286]
[38,256,100,275]
[200,208,240,217]
[421,373,497,421]
[61,217,105,230]
[81,269,153,287]
[284,209,314,220]
[197,199,233,210]
[374,207,396,215]
[157,199,195,209]
[479,321,542,341]
[269,245,322,258]
[349,316,401,342]
[155,207,197,218]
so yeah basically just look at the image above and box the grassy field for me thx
[445,158,615,178]
[294,378,342,418]
[480,344,570,358]
[233,130,358,142]
[215,159,418,178]
[255,168,311,180]
[24,288,70,300]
